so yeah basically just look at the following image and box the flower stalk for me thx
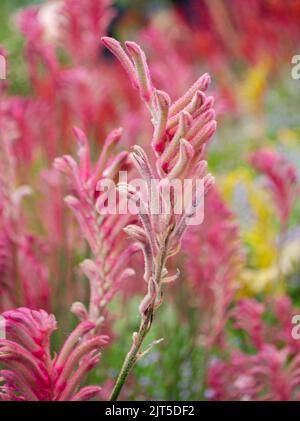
[110,229,171,401]
[102,36,217,400]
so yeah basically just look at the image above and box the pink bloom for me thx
[207,298,300,401]
[232,299,265,350]
[0,308,108,401]
[54,127,137,330]
[175,0,300,68]
[101,37,217,352]
[207,345,300,401]
[60,0,116,64]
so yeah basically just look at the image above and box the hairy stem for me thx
[109,307,153,401]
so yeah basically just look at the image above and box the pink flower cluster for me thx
[0,0,299,402]
[0,308,108,401]
[207,297,300,401]
[0,125,50,311]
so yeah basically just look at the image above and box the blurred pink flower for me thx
[249,149,300,226]
[207,297,300,400]
[207,345,300,401]
[183,187,244,348]
[0,123,51,312]
[175,0,300,68]
[232,299,265,349]
[60,0,115,64]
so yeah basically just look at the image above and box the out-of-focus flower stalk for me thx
[54,127,137,333]
[249,149,300,290]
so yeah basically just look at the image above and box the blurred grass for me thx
[88,294,209,401]
[0,0,45,95]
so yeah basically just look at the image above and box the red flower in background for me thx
[175,0,300,68]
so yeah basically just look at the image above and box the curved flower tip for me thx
[101,36,138,89]
[0,308,104,401]
[72,126,88,147]
[125,41,153,102]
[71,301,89,321]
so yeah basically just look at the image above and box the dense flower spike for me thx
[0,308,108,401]
[207,346,300,401]
[54,127,137,331]
[101,37,216,163]
[102,37,216,400]
[249,149,300,226]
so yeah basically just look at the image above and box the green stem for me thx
[109,307,152,401]
[109,229,171,401]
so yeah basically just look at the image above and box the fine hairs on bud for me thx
[101,37,138,88]
[125,41,153,102]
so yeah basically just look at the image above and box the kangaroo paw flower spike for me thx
[102,37,217,401]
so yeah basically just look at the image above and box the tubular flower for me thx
[231,298,300,353]
[54,128,137,330]
[4,96,57,165]
[232,299,265,349]
[0,308,108,401]
[101,37,216,400]
[249,149,300,226]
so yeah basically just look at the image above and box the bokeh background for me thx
[1,0,300,400]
